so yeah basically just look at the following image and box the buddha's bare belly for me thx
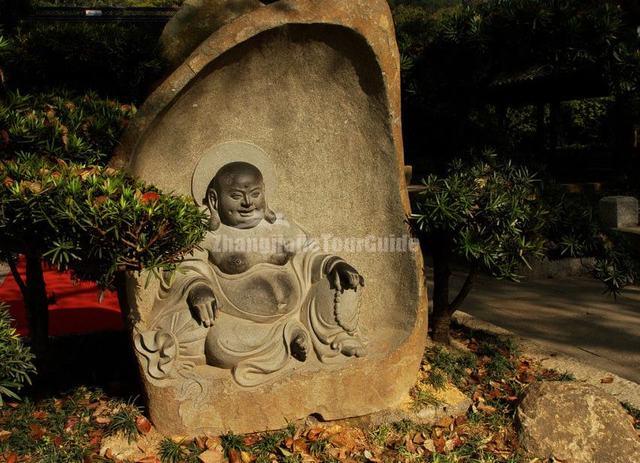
[210,251,292,274]
[211,258,303,320]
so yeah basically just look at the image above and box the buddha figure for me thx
[135,144,367,387]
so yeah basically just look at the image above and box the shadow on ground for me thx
[427,267,640,383]
[24,330,143,402]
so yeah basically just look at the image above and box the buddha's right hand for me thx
[187,285,217,328]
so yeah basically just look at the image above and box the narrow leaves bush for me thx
[0,154,208,289]
[0,91,135,165]
[0,303,35,404]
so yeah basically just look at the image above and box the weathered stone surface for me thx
[517,381,640,462]
[414,384,472,423]
[100,428,164,462]
[114,0,426,437]
[599,196,639,228]
[160,0,262,68]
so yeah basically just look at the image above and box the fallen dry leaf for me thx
[65,417,80,433]
[136,416,152,434]
[205,436,222,450]
[32,410,48,420]
[95,416,111,425]
[29,424,46,439]
[435,416,454,428]
[454,415,468,426]
[242,435,260,446]
[477,403,498,414]
[600,377,614,384]
[228,448,242,463]
[136,456,161,463]
[240,450,253,463]
[292,438,308,454]
[306,427,324,441]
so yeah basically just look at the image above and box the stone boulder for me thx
[517,381,640,463]
[113,0,426,437]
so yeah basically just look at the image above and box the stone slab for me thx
[599,195,639,228]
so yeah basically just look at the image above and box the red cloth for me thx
[0,257,123,336]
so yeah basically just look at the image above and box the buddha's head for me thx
[205,161,276,230]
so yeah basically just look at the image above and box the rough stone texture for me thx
[160,0,263,68]
[413,384,472,423]
[517,381,640,463]
[599,196,639,228]
[113,0,426,437]
[335,383,471,428]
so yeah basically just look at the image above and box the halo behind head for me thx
[192,142,277,205]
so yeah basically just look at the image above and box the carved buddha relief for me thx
[135,142,367,387]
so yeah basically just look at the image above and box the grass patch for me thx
[0,387,139,462]
[622,402,640,430]
[424,345,477,389]
[0,325,569,463]
[412,389,443,410]
[105,401,142,443]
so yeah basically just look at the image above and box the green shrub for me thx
[413,155,547,343]
[542,186,640,294]
[0,91,135,164]
[5,22,165,102]
[0,154,207,289]
[0,303,36,404]
[0,154,208,356]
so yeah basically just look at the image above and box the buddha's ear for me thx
[265,206,277,224]
[206,189,221,231]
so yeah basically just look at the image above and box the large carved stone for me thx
[113,0,427,436]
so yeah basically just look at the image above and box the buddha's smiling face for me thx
[209,162,266,229]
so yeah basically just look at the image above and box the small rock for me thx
[517,381,640,463]
[415,383,472,422]
[198,448,226,463]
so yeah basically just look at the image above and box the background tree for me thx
[393,0,640,176]
[413,155,547,344]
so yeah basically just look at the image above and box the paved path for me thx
[441,272,640,383]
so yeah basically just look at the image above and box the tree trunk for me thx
[24,250,49,363]
[431,237,452,345]
[431,310,452,345]
[429,236,477,345]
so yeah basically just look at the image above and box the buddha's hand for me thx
[187,284,217,328]
[327,260,365,292]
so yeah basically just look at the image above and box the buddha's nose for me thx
[241,196,251,208]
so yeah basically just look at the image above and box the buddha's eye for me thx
[251,191,260,198]
[231,194,242,200]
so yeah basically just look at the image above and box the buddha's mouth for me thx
[238,210,255,217]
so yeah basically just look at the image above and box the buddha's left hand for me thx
[328,261,365,292]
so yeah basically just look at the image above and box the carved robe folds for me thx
[135,220,365,387]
